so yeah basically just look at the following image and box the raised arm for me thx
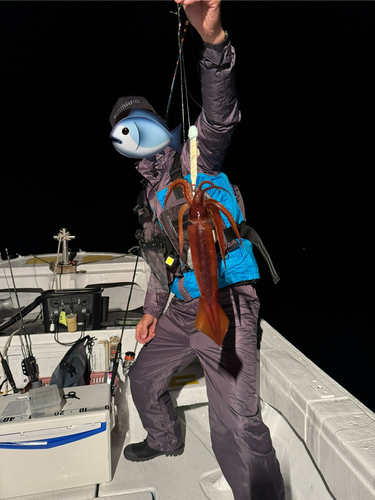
[177,0,241,174]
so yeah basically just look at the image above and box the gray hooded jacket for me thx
[136,38,246,319]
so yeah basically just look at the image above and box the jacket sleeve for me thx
[181,38,241,176]
[142,272,171,319]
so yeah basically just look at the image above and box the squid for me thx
[165,179,242,346]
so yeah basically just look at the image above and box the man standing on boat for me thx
[109,1,285,499]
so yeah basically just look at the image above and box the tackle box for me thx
[0,384,112,499]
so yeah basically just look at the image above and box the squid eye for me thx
[122,127,129,135]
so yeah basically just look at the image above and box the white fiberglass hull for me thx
[0,322,374,500]
[0,244,374,499]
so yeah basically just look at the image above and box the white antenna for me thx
[53,228,75,265]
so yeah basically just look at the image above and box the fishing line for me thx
[166,3,223,140]
[165,5,189,135]
[178,6,188,140]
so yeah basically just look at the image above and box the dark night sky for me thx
[1,1,374,410]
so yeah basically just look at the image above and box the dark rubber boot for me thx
[124,440,185,462]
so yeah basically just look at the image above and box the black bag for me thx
[50,335,93,388]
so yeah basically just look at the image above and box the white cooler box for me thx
[0,384,112,499]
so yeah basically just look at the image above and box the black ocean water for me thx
[1,2,373,411]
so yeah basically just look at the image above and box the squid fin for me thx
[195,297,229,346]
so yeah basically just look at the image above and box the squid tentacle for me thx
[165,179,242,264]
[162,177,242,345]
[207,205,227,264]
[199,180,242,248]
[165,178,193,205]
[199,180,231,197]
[205,198,243,247]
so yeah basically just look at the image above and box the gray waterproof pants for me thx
[129,283,285,500]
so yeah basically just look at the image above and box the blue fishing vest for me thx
[157,172,260,301]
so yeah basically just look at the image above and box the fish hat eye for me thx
[122,127,129,135]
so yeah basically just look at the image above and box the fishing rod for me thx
[5,249,42,389]
[110,247,140,396]
[0,349,19,394]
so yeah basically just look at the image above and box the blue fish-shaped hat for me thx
[110,99,181,159]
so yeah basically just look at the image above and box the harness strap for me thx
[224,222,280,284]
[170,152,183,181]
[170,152,184,199]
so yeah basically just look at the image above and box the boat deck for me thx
[1,322,375,500]
[11,407,222,500]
